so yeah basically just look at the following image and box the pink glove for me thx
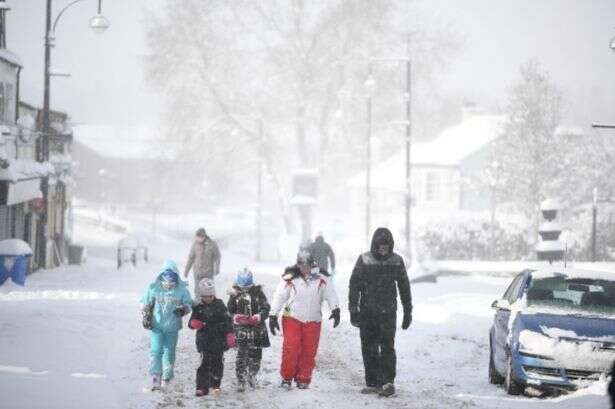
[189,319,205,330]
[233,314,250,326]
[226,332,237,348]
[248,314,261,326]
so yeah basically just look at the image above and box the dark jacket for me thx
[188,298,233,353]
[348,227,412,316]
[310,236,336,272]
[227,285,271,348]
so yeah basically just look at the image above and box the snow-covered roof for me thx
[347,114,505,190]
[531,267,615,281]
[0,239,32,256]
[0,159,54,182]
[73,124,177,160]
[0,49,22,67]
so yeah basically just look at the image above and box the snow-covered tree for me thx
[143,0,459,233]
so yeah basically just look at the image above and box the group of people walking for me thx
[140,226,412,399]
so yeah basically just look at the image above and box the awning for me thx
[0,179,42,206]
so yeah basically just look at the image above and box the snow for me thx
[0,239,32,256]
[535,241,566,252]
[539,222,563,232]
[0,158,54,182]
[540,198,562,211]
[0,214,610,409]
[0,48,22,67]
[519,329,614,372]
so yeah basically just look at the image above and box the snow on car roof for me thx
[530,266,615,281]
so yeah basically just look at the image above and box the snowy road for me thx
[0,233,610,409]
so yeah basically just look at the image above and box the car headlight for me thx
[518,330,555,360]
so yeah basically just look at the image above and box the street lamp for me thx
[364,63,375,246]
[364,57,412,261]
[39,0,109,267]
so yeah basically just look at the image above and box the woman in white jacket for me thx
[269,251,340,389]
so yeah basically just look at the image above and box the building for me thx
[346,110,505,232]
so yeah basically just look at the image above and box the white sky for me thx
[7,0,615,131]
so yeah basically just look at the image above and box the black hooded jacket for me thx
[310,235,336,272]
[348,227,412,316]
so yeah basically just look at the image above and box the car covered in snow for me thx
[488,267,615,395]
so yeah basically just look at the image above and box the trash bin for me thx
[68,244,85,265]
[0,239,33,286]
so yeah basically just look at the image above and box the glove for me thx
[142,306,153,330]
[189,319,205,330]
[226,332,237,348]
[401,308,412,330]
[329,308,340,328]
[174,305,189,317]
[233,314,250,326]
[269,315,280,335]
[349,309,361,328]
[248,314,261,326]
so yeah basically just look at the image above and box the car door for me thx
[492,273,524,372]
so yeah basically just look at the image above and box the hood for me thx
[154,260,185,288]
[370,227,394,259]
[518,312,615,341]
[315,235,324,244]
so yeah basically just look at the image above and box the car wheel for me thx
[504,354,522,395]
[488,340,504,384]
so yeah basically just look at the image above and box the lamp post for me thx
[365,56,412,261]
[40,0,109,267]
[364,64,375,245]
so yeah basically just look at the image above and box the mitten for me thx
[233,314,250,326]
[226,332,237,348]
[329,308,340,328]
[189,319,205,330]
[174,305,188,317]
[248,314,261,326]
[269,315,280,335]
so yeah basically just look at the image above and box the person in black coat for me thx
[310,234,336,275]
[188,278,235,397]
[348,227,412,398]
[227,268,271,391]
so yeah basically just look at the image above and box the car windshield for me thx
[526,275,615,315]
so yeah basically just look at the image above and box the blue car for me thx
[489,267,615,395]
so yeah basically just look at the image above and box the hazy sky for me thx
[7,0,615,131]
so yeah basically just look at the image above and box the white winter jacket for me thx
[270,271,339,323]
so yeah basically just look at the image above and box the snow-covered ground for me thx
[0,219,611,408]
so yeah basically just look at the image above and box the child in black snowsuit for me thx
[188,278,235,397]
[227,268,271,391]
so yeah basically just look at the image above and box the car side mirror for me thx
[491,299,510,311]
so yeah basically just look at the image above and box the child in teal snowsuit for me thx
[141,260,192,390]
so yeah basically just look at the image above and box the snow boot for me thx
[195,389,206,397]
[247,374,258,389]
[211,387,222,397]
[360,386,381,394]
[296,382,309,389]
[379,383,395,397]
[280,379,292,389]
[236,381,246,392]
[151,375,162,391]
[161,378,171,389]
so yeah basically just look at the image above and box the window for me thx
[503,274,524,302]
[425,171,440,202]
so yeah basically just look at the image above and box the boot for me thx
[379,383,395,397]
[360,385,381,394]
[151,375,162,391]
[280,379,292,389]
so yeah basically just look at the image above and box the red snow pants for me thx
[281,317,322,384]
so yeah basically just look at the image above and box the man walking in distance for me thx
[309,233,336,275]
[184,228,221,289]
[348,227,412,397]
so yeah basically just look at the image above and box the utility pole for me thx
[365,62,373,246]
[404,36,412,264]
[256,119,263,261]
[592,187,597,262]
